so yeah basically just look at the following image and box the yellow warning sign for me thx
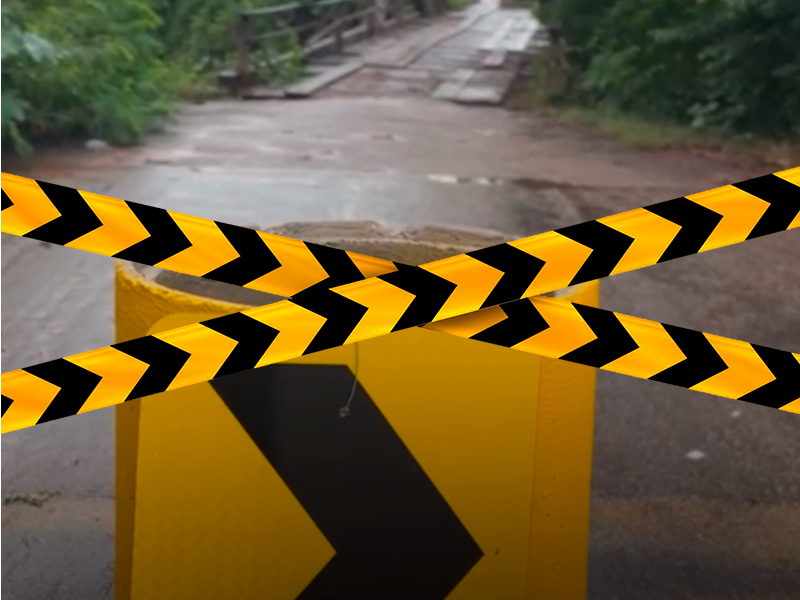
[116,263,599,600]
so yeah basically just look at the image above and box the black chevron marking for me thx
[649,324,728,388]
[200,312,279,378]
[733,174,800,239]
[213,365,483,600]
[555,221,635,285]
[22,181,102,246]
[201,221,281,287]
[22,359,102,425]
[466,244,545,309]
[559,304,639,368]
[1,395,13,418]
[738,346,800,409]
[470,298,549,347]
[378,264,457,332]
[644,197,723,262]
[112,336,191,401]
[303,242,370,291]
[2,189,13,211]
[112,202,192,266]
[290,288,369,355]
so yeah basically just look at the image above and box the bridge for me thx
[219,0,545,104]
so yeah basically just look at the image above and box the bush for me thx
[156,0,260,71]
[532,0,800,139]
[2,8,63,153]
[155,0,305,77]
[2,0,179,153]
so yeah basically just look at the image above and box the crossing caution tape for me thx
[4,170,800,302]
[1,168,799,433]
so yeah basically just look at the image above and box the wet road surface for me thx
[2,5,800,600]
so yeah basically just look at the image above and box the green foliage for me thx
[532,0,617,68]
[1,0,319,154]
[155,0,265,72]
[252,35,307,84]
[532,0,800,139]
[448,0,474,11]
[2,0,178,153]
[2,8,64,153]
[154,0,312,76]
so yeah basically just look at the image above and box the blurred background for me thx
[2,0,800,599]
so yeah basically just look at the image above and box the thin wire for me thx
[339,341,359,418]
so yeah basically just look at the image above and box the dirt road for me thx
[3,3,800,599]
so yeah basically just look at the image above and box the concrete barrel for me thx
[115,222,599,600]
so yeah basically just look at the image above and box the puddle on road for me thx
[3,491,61,508]
[369,132,403,141]
[427,174,576,190]
[428,174,504,186]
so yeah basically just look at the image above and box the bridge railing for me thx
[223,0,444,95]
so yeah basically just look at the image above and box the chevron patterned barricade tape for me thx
[0,173,399,298]
[429,297,800,413]
[2,168,800,433]
[114,231,599,600]
[3,169,800,305]
[4,279,797,435]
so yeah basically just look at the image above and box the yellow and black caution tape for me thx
[1,173,399,297]
[2,292,798,434]
[1,168,799,433]
[430,297,800,413]
[4,169,800,305]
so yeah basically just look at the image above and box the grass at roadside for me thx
[507,79,800,172]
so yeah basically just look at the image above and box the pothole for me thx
[3,491,61,508]
[427,174,568,188]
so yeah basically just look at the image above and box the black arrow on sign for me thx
[212,364,483,600]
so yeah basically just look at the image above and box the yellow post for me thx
[526,284,598,600]
[115,235,597,600]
